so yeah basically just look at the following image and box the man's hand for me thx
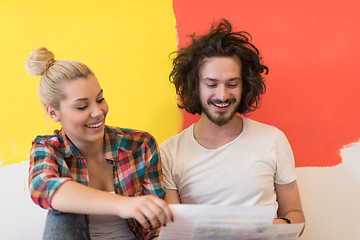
[273,218,290,224]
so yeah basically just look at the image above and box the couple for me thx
[27,19,305,240]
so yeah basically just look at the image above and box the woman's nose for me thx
[90,105,103,118]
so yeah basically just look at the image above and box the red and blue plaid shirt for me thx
[29,125,166,239]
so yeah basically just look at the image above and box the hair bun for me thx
[25,47,55,76]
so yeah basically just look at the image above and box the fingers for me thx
[144,200,167,227]
[143,205,163,229]
[133,211,151,230]
[151,196,174,223]
[118,195,174,230]
[136,196,174,230]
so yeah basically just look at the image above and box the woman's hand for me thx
[116,195,174,230]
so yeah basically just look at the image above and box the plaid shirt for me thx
[29,125,166,239]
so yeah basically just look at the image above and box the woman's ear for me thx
[46,105,60,122]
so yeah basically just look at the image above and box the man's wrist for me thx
[277,217,291,224]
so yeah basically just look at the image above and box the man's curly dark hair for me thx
[169,19,268,115]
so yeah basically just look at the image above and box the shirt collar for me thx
[58,126,121,161]
[103,126,121,161]
[58,128,82,159]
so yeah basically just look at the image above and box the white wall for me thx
[0,162,46,240]
[297,141,360,240]
[1,142,359,239]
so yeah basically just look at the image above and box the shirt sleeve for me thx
[141,133,167,240]
[28,140,73,210]
[274,129,297,184]
[141,132,166,198]
[159,141,178,190]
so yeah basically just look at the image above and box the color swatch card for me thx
[159,204,304,240]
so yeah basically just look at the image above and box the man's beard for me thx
[202,99,238,126]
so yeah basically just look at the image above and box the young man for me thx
[160,19,305,225]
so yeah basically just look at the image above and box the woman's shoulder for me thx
[105,125,157,150]
[32,130,61,146]
[31,130,64,156]
[106,125,153,138]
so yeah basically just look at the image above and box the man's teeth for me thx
[86,122,102,128]
[214,102,229,107]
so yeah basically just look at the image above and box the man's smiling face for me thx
[198,56,242,126]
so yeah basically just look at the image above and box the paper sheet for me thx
[159,204,304,240]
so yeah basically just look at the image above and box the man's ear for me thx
[46,105,60,122]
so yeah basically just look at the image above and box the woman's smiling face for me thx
[51,74,109,147]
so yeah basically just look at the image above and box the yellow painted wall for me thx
[0,0,181,167]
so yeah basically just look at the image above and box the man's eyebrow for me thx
[203,78,218,82]
[227,77,241,81]
[203,77,241,81]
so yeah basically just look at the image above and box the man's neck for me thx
[193,114,243,149]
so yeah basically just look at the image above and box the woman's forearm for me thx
[51,181,121,215]
[51,181,173,230]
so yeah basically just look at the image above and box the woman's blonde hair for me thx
[25,47,93,109]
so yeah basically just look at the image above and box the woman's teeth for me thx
[86,122,102,128]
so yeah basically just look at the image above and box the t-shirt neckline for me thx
[190,116,246,151]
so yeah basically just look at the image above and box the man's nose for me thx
[216,85,229,101]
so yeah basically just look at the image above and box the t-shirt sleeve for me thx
[28,140,73,210]
[159,141,178,190]
[274,129,297,184]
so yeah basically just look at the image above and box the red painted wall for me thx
[173,0,360,167]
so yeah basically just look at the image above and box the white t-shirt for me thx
[160,117,296,209]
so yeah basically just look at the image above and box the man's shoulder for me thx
[243,117,282,138]
[160,124,193,148]
[244,117,278,130]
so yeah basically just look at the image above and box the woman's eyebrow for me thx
[73,89,103,102]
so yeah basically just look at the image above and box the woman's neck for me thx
[73,138,104,160]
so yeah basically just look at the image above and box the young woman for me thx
[26,47,173,240]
